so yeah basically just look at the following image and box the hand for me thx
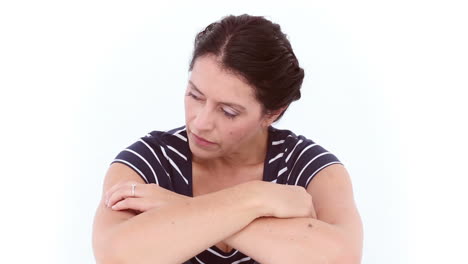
[104,181,190,213]
[245,181,316,219]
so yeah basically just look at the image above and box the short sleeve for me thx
[110,134,169,185]
[285,141,342,189]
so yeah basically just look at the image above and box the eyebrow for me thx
[188,80,246,111]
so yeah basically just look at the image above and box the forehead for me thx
[189,55,257,104]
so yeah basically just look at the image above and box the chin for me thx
[188,141,219,159]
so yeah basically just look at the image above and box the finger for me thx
[107,182,146,207]
[105,179,132,195]
[111,197,142,211]
[105,181,140,206]
[107,186,133,208]
[104,180,129,205]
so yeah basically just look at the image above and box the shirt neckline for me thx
[187,125,273,198]
[186,126,273,257]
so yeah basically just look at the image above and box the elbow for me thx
[93,230,125,264]
[330,225,363,264]
[293,233,362,264]
[94,255,121,264]
[330,239,362,264]
[94,247,123,264]
[332,250,362,264]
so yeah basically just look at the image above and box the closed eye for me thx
[187,92,238,120]
[187,92,201,101]
[222,110,237,119]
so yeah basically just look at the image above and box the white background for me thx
[1,1,467,263]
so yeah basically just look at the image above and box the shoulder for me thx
[110,125,191,186]
[268,126,342,188]
[132,125,190,157]
[269,126,340,164]
[144,125,189,147]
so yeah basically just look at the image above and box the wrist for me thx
[237,180,272,218]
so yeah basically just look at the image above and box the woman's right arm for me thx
[92,163,267,264]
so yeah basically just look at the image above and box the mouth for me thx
[190,131,216,144]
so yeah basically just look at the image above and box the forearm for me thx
[224,217,358,264]
[108,183,264,264]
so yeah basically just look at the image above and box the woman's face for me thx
[184,55,270,161]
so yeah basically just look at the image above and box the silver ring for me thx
[131,183,136,197]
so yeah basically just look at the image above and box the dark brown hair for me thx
[189,14,304,122]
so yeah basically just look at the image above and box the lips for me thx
[191,131,215,144]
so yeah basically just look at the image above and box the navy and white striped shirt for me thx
[111,125,342,264]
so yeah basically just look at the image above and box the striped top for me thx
[111,125,342,264]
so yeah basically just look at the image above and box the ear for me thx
[261,106,288,128]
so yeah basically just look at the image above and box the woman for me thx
[92,14,363,264]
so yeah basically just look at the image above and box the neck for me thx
[194,127,269,171]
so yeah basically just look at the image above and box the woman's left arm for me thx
[224,164,363,264]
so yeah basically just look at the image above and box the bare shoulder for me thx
[92,163,147,260]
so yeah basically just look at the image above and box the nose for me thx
[192,104,215,132]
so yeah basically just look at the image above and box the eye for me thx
[221,109,237,119]
[187,92,201,101]
[187,91,238,119]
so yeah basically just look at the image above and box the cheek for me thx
[228,120,262,141]
[184,98,195,117]
[225,127,249,142]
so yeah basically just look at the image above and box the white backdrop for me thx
[1,1,467,263]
